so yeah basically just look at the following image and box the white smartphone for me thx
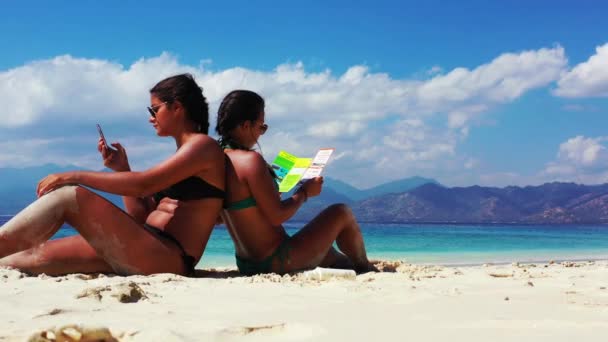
[96,124,117,151]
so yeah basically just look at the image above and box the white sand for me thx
[1,260,607,341]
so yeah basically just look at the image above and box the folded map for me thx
[270,148,335,192]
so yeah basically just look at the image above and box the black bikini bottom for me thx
[143,224,196,276]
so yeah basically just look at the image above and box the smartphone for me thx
[96,124,117,151]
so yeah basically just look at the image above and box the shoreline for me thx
[199,256,608,272]
[199,253,608,269]
[287,220,608,227]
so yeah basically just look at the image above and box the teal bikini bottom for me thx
[235,238,291,276]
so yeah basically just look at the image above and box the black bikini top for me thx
[153,176,225,202]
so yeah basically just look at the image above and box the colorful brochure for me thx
[271,148,335,192]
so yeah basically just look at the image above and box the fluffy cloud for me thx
[416,46,566,131]
[557,136,608,167]
[0,46,570,186]
[0,53,195,127]
[1,46,567,128]
[419,46,566,104]
[381,119,456,160]
[542,136,608,184]
[554,43,608,97]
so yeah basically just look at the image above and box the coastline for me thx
[2,259,607,341]
[290,220,608,226]
[200,249,608,269]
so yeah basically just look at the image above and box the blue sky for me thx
[1,0,607,188]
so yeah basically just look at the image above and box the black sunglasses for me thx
[147,102,167,118]
[259,123,269,135]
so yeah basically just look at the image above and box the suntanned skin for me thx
[0,95,225,276]
[221,112,377,274]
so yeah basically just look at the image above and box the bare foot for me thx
[328,257,355,270]
[355,262,379,274]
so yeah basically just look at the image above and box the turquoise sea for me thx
[2,215,608,268]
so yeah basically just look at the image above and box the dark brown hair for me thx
[215,90,265,138]
[150,73,209,133]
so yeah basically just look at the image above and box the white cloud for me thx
[0,46,572,187]
[381,119,455,159]
[415,46,566,131]
[554,43,608,98]
[447,104,488,129]
[1,47,566,129]
[542,136,608,184]
[557,136,608,167]
[0,53,196,127]
[307,120,365,138]
[418,46,566,104]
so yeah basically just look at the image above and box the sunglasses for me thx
[147,102,167,118]
[259,123,269,135]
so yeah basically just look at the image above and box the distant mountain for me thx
[360,176,441,199]
[323,178,362,199]
[351,182,608,224]
[2,165,607,224]
[0,164,77,190]
[325,176,440,201]
[290,176,439,222]
[290,187,353,222]
[0,164,123,214]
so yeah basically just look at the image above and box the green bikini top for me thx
[224,196,257,211]
[220,137,279,211]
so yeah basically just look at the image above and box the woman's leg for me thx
[281,203,377,273]
[319,247,354,269]
[0,235,113,276]
[0,185,186,275]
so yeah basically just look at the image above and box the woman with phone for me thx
[216,90,376,275]
[0,74,225,276]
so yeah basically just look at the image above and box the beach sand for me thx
[1,260,607,341]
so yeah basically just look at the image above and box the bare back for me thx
[222,149,285,260]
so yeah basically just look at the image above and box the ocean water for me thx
[2,215,608,268]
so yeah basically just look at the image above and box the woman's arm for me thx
[98,140,155,223]
[38,135,224,198]
[114,164,156,224]
[240,152,321,226]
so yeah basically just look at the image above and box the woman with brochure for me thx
[0,74,225,276]
[216,90,377,275]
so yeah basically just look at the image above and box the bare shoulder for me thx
[186,134,223,156]
[227,150,266,172]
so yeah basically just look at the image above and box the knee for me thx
[49,185,88,213]
[47,185,81,200]
[326,203,355,221]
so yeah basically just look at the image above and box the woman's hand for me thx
[300,176,323,198]
[98,138,130,172]
[37,172,75,197]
